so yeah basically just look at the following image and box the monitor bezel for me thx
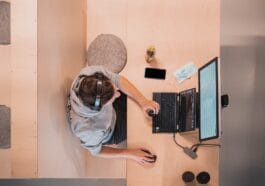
[198,57,219,141]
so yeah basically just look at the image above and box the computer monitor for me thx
[198,57,219,141]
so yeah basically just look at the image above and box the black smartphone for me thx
[145,68,166,80]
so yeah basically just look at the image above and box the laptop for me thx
[152,88,197,133]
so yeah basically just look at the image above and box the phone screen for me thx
[145,68,166,80]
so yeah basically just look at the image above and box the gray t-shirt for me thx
[69,66,120,155]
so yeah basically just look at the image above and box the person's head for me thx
[78,73,120,110]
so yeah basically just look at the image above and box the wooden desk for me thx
[125,66,219,186]
[86,0,219,183]
[123,1,220,186]
[125,56,219,186]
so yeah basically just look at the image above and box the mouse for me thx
[141,149,157,163]
[147,109,156,117]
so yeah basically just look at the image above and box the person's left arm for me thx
[119,75,160,115]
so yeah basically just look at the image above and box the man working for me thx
[69,65,160,165]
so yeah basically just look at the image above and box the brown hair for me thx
[78,73,115,108]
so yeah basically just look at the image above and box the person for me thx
[68,65,160,165]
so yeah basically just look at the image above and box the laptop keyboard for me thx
[152,88,196,133]
[153,93,178,133]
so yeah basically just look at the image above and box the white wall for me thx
[38,0,87,177]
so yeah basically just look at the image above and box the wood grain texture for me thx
[126,1,220,185]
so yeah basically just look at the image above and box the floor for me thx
[0,0,37,178]
[37,0,87,178]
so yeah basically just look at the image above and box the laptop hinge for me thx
[176,94,180,131]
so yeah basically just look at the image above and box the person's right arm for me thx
[96,146,156,165]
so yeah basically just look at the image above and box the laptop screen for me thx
[198,57,219,141]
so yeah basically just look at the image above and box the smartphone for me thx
[145,68,166,80]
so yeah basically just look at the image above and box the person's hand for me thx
[126,148,157,165]
[141,99,160,117]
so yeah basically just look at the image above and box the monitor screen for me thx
[198,57,219,141]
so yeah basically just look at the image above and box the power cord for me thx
[172,132,221,159]
[191,143,221,152]
[173,132,185,149]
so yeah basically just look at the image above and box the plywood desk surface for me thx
[123,1,220,183]
[125,58,219,186]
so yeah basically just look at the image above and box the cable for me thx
[173,132,198,159]
[192,142,221,152]
[172,132,221,152]
[173,132,185,149]
[191,143,221,149]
